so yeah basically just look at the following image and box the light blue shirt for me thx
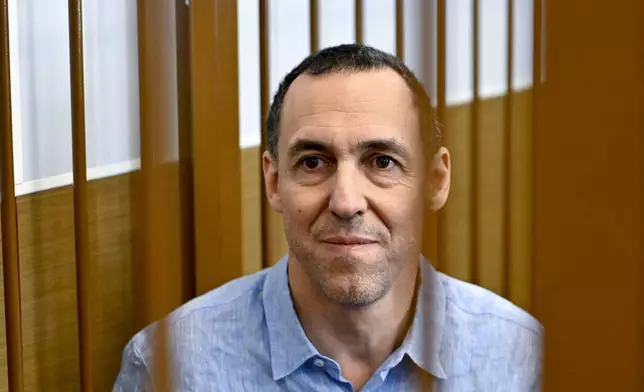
[114,256,543,391]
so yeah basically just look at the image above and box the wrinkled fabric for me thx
[114,256,542,391]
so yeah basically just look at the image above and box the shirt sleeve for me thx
[113,339,153,392]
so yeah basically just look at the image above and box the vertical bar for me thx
[0,1,24,390]
[503,0,513,298]
[258,1,289,266]
[191,0,242,293]
[355,0,363,44]
[176,0,195,302]
[470,0,480,285]
[310,0,318,52]
[259,0,269,268]
[259,0,287,267]
[137,0,190,389]
[434,0,446,270]
[531,0,541,309]
[68,0,93,390]
[395,0,404,60]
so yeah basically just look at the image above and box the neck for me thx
[288,255,420,388]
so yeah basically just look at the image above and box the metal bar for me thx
[310,0,318,52]
[502,0,514,298]
[355,0,363,44]
[470,0,480,286]
[0,1,24,390]
[68,0,94,389]
[435,0,446,271]
[395,0,404,60]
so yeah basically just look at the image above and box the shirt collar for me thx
[262,255,449,381]
[263,255,319,380]
[402,257,448,379]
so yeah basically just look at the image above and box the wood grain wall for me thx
[0,172,138,392]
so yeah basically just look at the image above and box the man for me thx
[114,44,542,391]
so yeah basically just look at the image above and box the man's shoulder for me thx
[438,271,543,336]
[436,273,543,388]
[114,268,278,390]
[129,267,273,360]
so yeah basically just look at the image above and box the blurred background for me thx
[0,0,642,391]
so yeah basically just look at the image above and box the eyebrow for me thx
[287,139,333,159]
[287,137,411,161]
[357,139,411,161]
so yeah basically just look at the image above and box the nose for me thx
[329,163,367,220]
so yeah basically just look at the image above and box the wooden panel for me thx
[241,147,263,275]
[508,89,532,311]
[533,0,644,390]
[476,96,506,295]
[0,172,139,392]
[191,0,243,292]
[17,187,80,392]
[87,173,137,391]
[441,102,473,281]
[0,0,24,390]
[440,92,532,306]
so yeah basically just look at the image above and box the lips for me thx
[320,236,377,245]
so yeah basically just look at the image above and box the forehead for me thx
[279,69,420,155]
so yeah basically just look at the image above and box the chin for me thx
[319,274,390,308]
[314,260,393,307]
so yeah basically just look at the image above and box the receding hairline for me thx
[265,44,441,161]
[280,68,420,120]
[274,68,425,158]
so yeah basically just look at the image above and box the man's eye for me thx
[373,156,396,170]
[301,156,323,170]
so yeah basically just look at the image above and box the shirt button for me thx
[313,359,325,367]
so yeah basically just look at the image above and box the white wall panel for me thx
[238,0,262,149]
[363,0,396,56]
[318,0,355,49]
[83,0,140,169]
[269,0,310,99]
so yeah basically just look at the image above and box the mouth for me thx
[320,236,378,246]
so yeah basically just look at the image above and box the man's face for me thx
[264,69,444,307]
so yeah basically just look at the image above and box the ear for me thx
[427,147,451,212]
[262,151,283,213]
